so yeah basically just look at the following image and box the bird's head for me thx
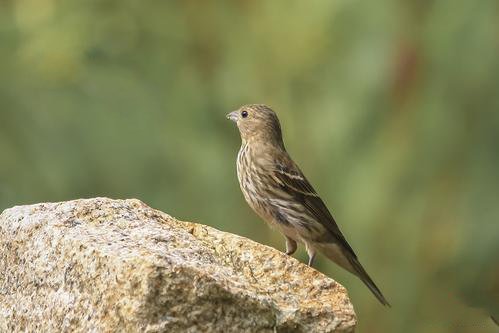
[227,104,284,147]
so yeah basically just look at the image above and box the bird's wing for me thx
[273,159,357,257]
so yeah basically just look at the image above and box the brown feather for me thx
[229,104,390,306]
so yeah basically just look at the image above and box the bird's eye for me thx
[241,110,248,118]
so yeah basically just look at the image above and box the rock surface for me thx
[0,198,356,332]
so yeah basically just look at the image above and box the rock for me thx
[0,198,356,332]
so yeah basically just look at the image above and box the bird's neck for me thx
[241,135,286,153]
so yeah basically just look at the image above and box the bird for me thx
[227,104,390,306]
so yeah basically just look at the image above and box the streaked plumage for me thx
[227,104,390,306]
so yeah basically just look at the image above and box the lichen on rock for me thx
[0,198,356,332]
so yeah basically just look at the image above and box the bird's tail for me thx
[347,255,391,307]
[317,242,390,307]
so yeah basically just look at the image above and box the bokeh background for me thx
[1,1,498,332]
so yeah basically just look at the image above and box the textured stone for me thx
[0,198,356,332]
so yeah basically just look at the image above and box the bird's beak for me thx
[226,111,239,123]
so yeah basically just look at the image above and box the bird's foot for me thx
[305,243,316,267]
[307,254,316,267]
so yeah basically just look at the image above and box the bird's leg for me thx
[307,253,316,267]
[305,242,316,267]
[285,236,297,255]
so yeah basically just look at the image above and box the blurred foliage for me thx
[1,1,498,332]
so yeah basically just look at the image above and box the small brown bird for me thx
[227,104,390,306]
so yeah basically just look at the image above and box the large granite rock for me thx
[0,198,356,332]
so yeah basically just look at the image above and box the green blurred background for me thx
[1,1,498,332]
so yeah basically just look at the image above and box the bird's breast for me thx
[236,144,291,227]
[236,145,268,211]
